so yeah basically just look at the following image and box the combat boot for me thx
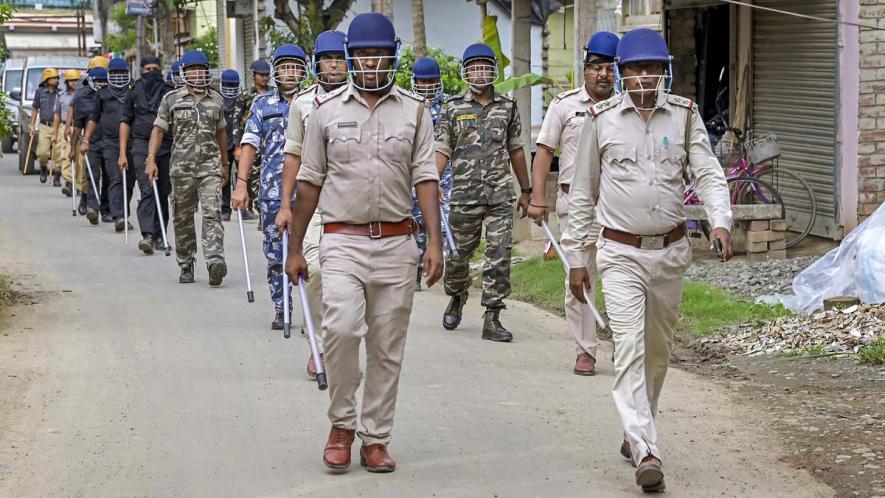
[86,208,99,225]
[62,181,72,196]
[442,293,466,330]
[52,172,61,187]
[271,312,284,330]
[179,261,195,284]
[208,260,227,287]
[138,234,154,255]
[482,308,513,342]
[39,165,48,183]
[78,194,88,215]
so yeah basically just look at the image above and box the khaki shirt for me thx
[154,87,226,178]
[284,83,324,157]
[562,92,732,268]
[536,85,602,186]
[297,84,438,224]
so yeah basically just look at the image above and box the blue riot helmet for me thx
[249,59,271,75]
[179,50,212,91]
[411,57,442,99]
[170,60,184,87]
[107,58,131,88]
[585,31,619,62]
[312,30,347,88]
[220,69,240,99]
[271,44,308,94]
[460,43,497,93]
[87,67,108,91]
[344,13,401,92]
[614,28,672,102]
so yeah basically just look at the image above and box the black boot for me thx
[207,260,227,287]
[52,172,61,187]
[78,194,88,215]
[138,234,154,255]
[62,181,72,196]
[86,208,99,225]
[482,308,513,342]
[271,312,284,330]
[39,165,48,183]
[442,294,466,330]
[179,261,195,284]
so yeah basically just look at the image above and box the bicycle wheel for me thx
[753,169,816,249]
[700,176,784,245]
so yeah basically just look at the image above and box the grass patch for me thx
[508,256,789,336]
[778,345,826,358]
[858,339,885,365]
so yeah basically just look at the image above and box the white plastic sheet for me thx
[761,202,885,313]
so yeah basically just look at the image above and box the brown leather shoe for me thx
[573,353,596,376]
[323,426,355,472]
[359,444,396,473]
[307,353,325,379]
[635,456,665,492]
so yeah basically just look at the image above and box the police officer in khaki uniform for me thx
[563,29,733,492]
[528,31,619,376]
[276,29,348,378]
[30,68,61,184]
[285,13,442,474]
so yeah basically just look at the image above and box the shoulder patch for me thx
[666,94,694,109]
[553,87,582,102]
[589,94,623,117]
[314,85,347,107]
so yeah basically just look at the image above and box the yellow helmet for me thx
[87,56,109,70]
[64,69,81,81]
[42,68,60,82]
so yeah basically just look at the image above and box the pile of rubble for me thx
[684,256,818,299]
[701,304,884,356]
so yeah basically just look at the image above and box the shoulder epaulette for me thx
[553,87,582,102]
[447,92,467,102]
[495,92,514,102]
[394,86,425,103]
[314,85,346,107]
[589,93,623,117]
[666,94,694,109]
[297,83,318,99]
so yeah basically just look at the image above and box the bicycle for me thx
[685,85,816,249]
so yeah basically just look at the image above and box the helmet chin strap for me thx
[468,84,491,95]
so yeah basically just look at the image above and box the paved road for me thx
[0,155,832,497]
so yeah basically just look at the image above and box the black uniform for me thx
[221,93,237,218]
[122,73,174,239]
[90,84,135,223]
[72,84,110,215]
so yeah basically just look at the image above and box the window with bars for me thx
[622,0,663,29]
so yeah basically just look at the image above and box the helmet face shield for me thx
[88,78,107,91]
[614,59,672,110]
[220,85,240,99]
[345,45,400,92]
[272,58,308,93]
[314,54,347,87]
[411,77,442,99]
[180,65,212,90]
[461,58,498,92]
[108,71,131,88]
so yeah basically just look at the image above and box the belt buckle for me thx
[639,235,665,250]
[368,221,382,239]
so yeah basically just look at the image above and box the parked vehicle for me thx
[1,58,24,154]
[12,56,90,174]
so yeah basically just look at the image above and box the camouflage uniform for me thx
[240,90,292,315]
[233,87,265,210]
[411,92,453,269]
[154,87,228,269]
[435,91,524,310]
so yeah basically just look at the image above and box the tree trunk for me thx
[411,0,426,57]
[372,0,393,19]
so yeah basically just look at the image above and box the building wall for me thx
[858,0,885,220]
[667,7,696,101]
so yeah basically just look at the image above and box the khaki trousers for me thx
[320,232,418,446]
[301,211,324,350]
[36,123,59,169]
[61,140,88,191]
[596,235,692,465]
[556,189,599,358]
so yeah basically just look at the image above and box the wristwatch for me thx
[520,187,532,194]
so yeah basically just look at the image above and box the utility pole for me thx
[216,0,228,69]
[135,15,144,79]
[573,0,597,87]
[511,0,532,242]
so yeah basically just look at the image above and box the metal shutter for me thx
[752,0,838,238]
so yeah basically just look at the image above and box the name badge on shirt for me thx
[337,121,357,128]
[574,111,586,117]
[456,113,478,121]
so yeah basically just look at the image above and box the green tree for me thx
[262,0,354,56]
[107,1,137,54]
[0,3,16,143]
[189,27,219,67]
[394,44,466,96]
